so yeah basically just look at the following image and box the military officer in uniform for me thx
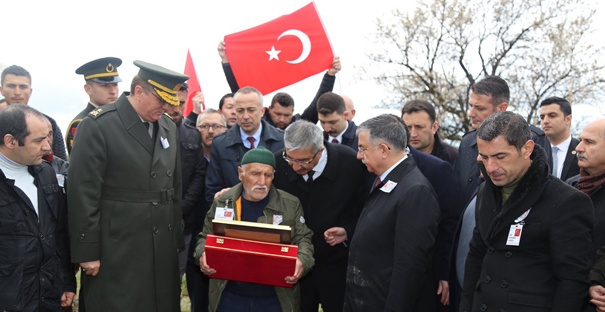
[67,60,188,312]
[65,57,122,155]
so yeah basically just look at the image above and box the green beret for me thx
[241,146,276,168]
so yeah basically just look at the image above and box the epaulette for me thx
[67,118,83,131]
[87,105,116,119]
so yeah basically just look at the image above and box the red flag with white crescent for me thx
[224,2,334,95]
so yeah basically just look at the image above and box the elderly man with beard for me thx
[195,147,314,312]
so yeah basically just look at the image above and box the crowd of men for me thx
[1,43,605,312]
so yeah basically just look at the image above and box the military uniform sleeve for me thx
[65,119,81,156]
[67,117,107,262]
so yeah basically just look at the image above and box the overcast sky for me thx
[1,0,407,134]
[2,0,604,136]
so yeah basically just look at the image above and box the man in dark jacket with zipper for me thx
[166,83,206,284]
[461,111,593,312]
[0,104,76,311]
[205,86,284,205]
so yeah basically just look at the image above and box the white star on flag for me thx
[266,46,281,61]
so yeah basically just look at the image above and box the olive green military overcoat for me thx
[68,92,183,312]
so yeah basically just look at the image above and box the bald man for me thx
[568,118,605,311]
[341,95,356,121]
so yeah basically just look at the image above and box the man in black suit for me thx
[273,120,367,312]
[344,114,440,311]
[539,96,580,181]
[461,112,593,312]
[401,99,458,166]
[454,76,552,204]
[317,92,358,150]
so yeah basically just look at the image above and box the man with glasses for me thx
[196,108,227,161]
[344,114,440,311]
[273,120,367,312]
[68,60,188,312]
[205,86,284,205]
[184,108,227,312]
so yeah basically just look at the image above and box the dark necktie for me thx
[307,170,315,183]
[144,122,152,138]
[331,138,339,144]
[247,137,256,149]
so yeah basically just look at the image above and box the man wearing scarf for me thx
[569,118,605,311]
[461,112,593,312]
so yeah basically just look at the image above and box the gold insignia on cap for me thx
[106,63,115,73]
[154,88,180,106]
[147,79,177,95]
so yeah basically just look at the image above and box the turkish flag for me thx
[224,2,334,95]
[183,49,204,116]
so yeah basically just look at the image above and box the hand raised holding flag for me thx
[224,2,334,95]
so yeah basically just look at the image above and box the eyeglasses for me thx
[197,124,226,131]
[282,149,320,165]
[357,145,380,156]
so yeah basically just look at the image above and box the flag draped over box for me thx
[224,2,334,95]
[183,49,203,116]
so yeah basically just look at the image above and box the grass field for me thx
[71,275,321,312]
[70,272,192,312]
